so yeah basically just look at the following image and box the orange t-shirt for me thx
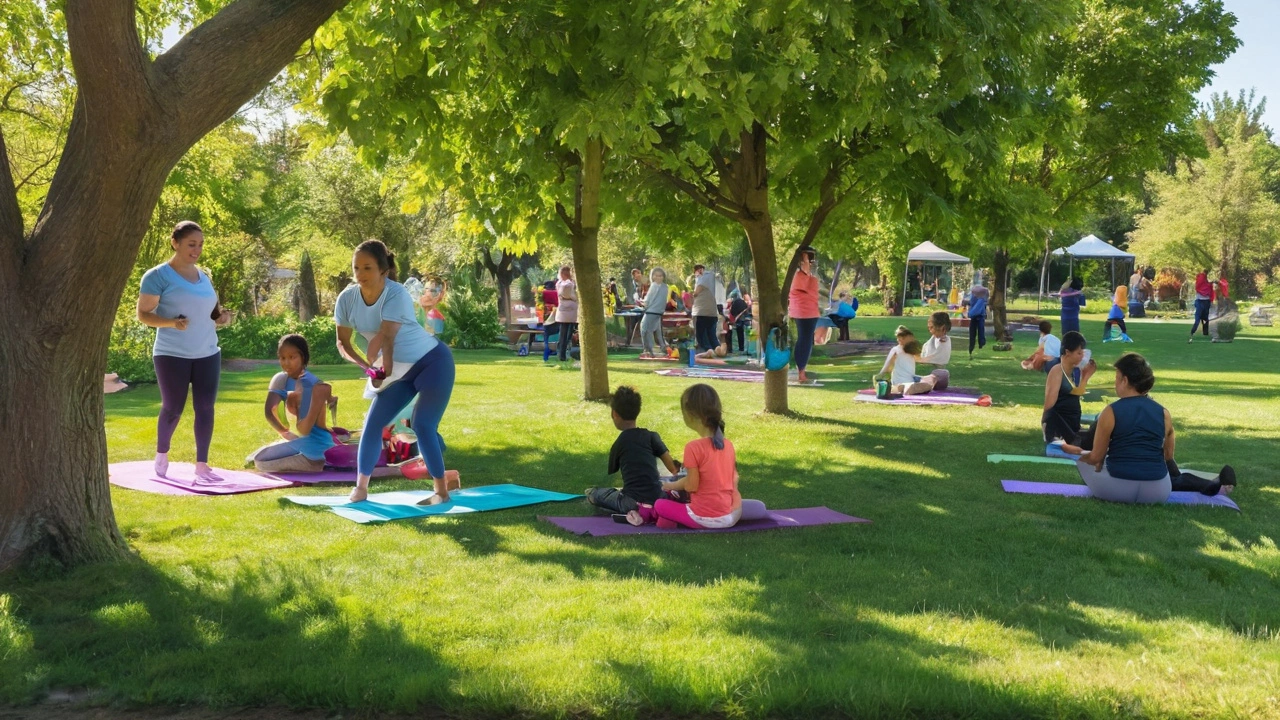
[684,437,741,518]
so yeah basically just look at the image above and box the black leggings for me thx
[726,323,747,353]
[154,352,221,462]
[1104,318,1127,338]
[968,315,986,354]
[1166,459,1224,496]
[558,322,577,361]
[694,315,719,351]
[1043,410,1095,450]
[793,317,819,370]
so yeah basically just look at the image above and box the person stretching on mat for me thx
[335,240,455,504]
[136,221,234,481]
[639,267,670,359]
[249,334,336,473]
[788,249,820,383]
[624,384,767,529]
[1070,353,1174,503]
[585,386,680,515]
[917,312,953,389]
[877,326,943,396]
[1043,331,1098,451]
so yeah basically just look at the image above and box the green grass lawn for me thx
[3,315,1279,718]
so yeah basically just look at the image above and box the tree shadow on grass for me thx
[3,558,456,711]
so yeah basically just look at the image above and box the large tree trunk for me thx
[734,125,787,414]
[0,0,351,571]
[569,138,610,402]
[991,247,1011,342]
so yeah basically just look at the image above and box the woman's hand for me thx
[215,309,234,328]
[370,376,384,389]
[171,316,189,331]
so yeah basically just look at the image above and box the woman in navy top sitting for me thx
[1075,353,1172,504]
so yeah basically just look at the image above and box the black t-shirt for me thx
[608,427,668,503]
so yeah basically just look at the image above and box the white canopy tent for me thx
[902,241,970,309]
[1049,234,1134,295]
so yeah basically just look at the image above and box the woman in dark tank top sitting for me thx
[1068,353,1173,503]
[1042,331,1098,449]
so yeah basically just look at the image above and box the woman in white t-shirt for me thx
[334,240,455,503]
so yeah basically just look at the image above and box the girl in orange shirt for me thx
[626,384,767,529]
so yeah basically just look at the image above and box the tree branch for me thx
[0,126,22,293]
[64,0,153,124]
[554,200,578,235]
[646,163,742,222]
[152,0,352,147]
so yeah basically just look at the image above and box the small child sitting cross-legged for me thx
[877,325,943,396]
[625,383,768,529]
[585,385,680,514]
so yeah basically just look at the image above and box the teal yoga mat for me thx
[284,483,579,524]
[987,454,1077,466]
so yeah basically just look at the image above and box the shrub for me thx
[440,275,505,349]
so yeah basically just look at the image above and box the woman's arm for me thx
[1043,368,1060,411]
[263,394,293,438]
[1080,407,1115,470]
[136,294,186,330]
[1162,409,1176,461]
[335,326,371,370]
[369,320,401,388]
[295,383,332,436]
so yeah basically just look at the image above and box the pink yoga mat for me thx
[540,506,870,536]
[854,388,986,406]
[1001,480,1240,510]
[109,461,296,496]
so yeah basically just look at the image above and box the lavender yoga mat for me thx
[540,506,870,536]
[1001,480,1240,510]
[109,461,295,496]
[655,367,827,387]
[853,388,986,406]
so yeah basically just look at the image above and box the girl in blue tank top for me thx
[248,334,336,473]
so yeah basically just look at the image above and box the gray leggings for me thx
[1077,461,1171,504]
[640,313,667,355]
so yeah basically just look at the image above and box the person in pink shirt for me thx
[788,249,821,383]
[625,384,767,529]
[1189,269,1213,342]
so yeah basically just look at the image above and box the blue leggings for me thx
[793,317,818,371]
[358,344,455,478]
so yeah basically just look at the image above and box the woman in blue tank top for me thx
[1075,353,1172,504]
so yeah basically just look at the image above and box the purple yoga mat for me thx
[540,506,870,536]
[267,469,356,485]
[853,388,985,406]
[109,461,296,496]
[1001,480,1240,510]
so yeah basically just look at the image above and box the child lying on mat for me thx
[875,326,947,396]
[624,384,768,529]
[585,386,680,514]
[248,334,337,473]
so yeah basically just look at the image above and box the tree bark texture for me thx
[734,125,787,414]
[991,247,1011,342]
[568,138,610,402]
[0,0,351,571]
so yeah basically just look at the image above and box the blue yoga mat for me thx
[284,483,579,524]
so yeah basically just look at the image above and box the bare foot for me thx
[415,492,449,506]
[154,453,169,478]
[798,370,808,384]
[348,485,369,503]
[444,469,462,492]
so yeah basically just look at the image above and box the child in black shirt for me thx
[585,385,679,514]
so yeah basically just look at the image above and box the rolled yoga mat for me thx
[109,461,296,496]
[283,483,579,524]
[854,388,986,406]
[541,506,870,536]
[1000,480,1240,510]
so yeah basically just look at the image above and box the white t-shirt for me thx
[1041,334,1061,358]
[880,345,919,387]
[920,335,951,366]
